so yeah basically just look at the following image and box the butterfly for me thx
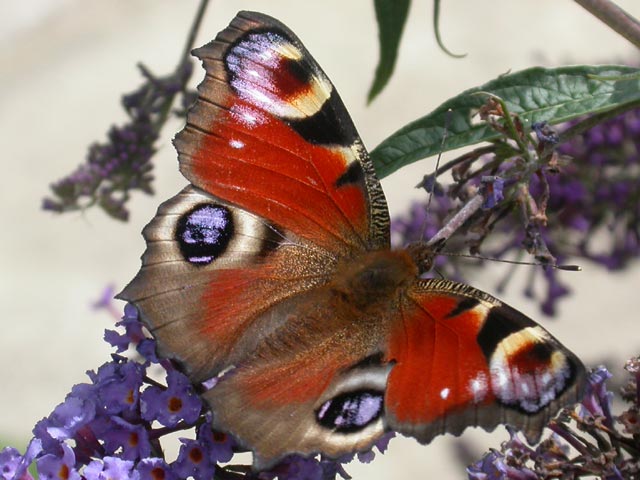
[119,11,586,470]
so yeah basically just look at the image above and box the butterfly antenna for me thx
[418,109,452,242]
[441,251,582,271]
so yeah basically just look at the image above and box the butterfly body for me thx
[119,11,585,469]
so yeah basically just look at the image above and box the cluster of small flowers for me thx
[42,62,194,221]
[392,108,640,315]
[0,303,389,480]
[468,357,640,479]
[554,109,640,269]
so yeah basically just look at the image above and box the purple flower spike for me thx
[580,366,614,425]
[172,439,215,480]
[36,443,81,480]
[481,176,505,209]
[42,49,195,221]
[136,458,177,480]
[467,448,538,480]
[33,390,97,454]
[99,417,152,461]
[532,121,559,146]
[89,360,144,416]
[84,457,139,480]
[467,450,505,480]
[104,329,131,353]
[140,369,201,427]
[196,421,235,464]
[105,304,146,353]
[0,445,37,480]
[137,338,161,364]
[471,356,640,478]
[395,105,640,315]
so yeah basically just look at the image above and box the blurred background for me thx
[1,0,639,477]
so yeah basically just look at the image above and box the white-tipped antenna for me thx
[414,109,453,242]
[441,251,582,271]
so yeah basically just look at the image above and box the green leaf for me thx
[371,65,640,178]
[367,0,411,103]
[433,0,466,58]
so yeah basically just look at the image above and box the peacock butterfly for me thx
[119,11,586,469]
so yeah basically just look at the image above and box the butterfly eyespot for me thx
[226,32,311,118]
[175,203,234,266]
[489,327,574,413]
[316,390,384,433]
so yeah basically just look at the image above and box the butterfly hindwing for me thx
[175,11,389,254]
[201,290,392,469]
[384,279,585,444]
[196,250,420,468]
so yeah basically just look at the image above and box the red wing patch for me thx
[177,101,368,253]
[383,279,585,444]
[384,292,494,425]
[174,12,389,254]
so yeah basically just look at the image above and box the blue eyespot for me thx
[316,390,384,433]
[176,204,234,266]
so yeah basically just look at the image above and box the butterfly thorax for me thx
[330,250,418,311]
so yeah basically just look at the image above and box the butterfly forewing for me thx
[175,11,389,254]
